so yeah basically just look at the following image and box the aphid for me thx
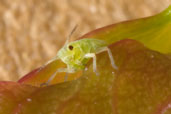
[40,26,118,86]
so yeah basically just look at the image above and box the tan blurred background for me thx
[0,0,170,81]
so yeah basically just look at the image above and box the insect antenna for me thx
[64,24,78,45]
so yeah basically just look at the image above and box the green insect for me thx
[40,26,118,86]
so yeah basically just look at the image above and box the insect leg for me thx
[40,70,58,87]
[84,53,99,75]
[97,47,118,70]
[64,73,68,82]
[40,68,72,87]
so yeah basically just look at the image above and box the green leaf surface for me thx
[80,5,171,54]
[1,39,171,114]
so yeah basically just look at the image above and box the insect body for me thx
[40,26,118,86]
[58,39,109,73]
[41,38,118,86]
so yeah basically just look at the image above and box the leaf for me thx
[1,39,171,114]
[80,5,171,54]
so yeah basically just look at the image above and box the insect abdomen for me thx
[82,39,107,53]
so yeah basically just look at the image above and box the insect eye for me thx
[68,45,74,50]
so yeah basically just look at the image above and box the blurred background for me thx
[0,0,170,81]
